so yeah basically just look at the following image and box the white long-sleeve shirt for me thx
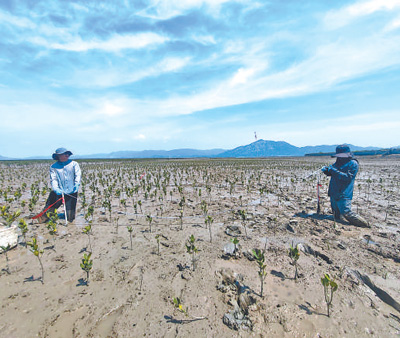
[50,160,81,194]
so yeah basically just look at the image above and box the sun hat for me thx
[332,144,353,158]
[52,147,73,160]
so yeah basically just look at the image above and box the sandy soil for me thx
[0,156,399,337]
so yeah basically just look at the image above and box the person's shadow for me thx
[295,211,333,221]
[295,211,349,226]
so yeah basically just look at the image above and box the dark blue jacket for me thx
[328,158,359,200]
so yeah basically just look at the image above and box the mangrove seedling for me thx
[321,273,338,317]
[186,234,198,271]
[252,248,267,297]
[1,206,21,227]
[1,244,11,274]
[27,237,44,283]
[138,200,142,213]
[230,237,240,254]
[127,226,133,250]
[18,218,29,245]
[82,222,93,252]
[155,234,160,255]
[238,209,248,238]
[80,252,93,285]
[172,296,207,321]
[200,200,208,220]
[288,242,300,280]
[173,297,187,316]
[84,205,94,222]
[146,214,153,233]
[205,215,213,242]
[102,199,112,222]
[179,209,184,230]
[120,198,127,214]
[114,216,120,234]
[46,211,58,249]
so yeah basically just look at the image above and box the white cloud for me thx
[384,15,400,31]
[49,32,168,52]
[190,34,216,45]
[137,0,250,20]
[229,67,256,86]
[66,56,191,89]
[239,111,400,148]
[99,102,125,117]
[134,134,146,140]
[0,10,35,29]
[324,0,400,29]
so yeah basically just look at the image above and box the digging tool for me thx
[317,173,322,214]
[31,197,63,221]
[306,168,324,179]
[306,168,325,214]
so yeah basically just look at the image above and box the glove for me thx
[321,166,332,176]
[72,184,80,193]
[55,188,63,195]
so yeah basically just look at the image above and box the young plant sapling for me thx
[179,210,184,230]
[114,216,120,234]
[138,200,143,213]
[18,218,29,245]
[146,214,153,233]
[46,211,58,249]
[82,222,93,253]
[80,252,93,285]
[120,198,127,214]
[127,226,133,250]
[252,248,267,297]
[173,297,187,316]
[321,273,338,317]
[172,296,207,321]
[200,200,208,221]
[27,237,44,283]
[155,234,160,255]
[1,243,11,274]
[186,235,198,271]
[230,237,240,255]
[1,206,21,227]
[288,242,300,280]
[102,199,112,222]
[238,210,248,238]
[205,215,213,243]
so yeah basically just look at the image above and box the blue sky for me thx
[0,0,399,158]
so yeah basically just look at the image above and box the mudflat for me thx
[0,156,399,337]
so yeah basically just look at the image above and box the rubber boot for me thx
[66,210,75,223]
[343,212,370,228]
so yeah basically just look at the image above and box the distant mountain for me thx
[1,141,393,160]
[218,140,301,157]
[76,148,226,159]
[217,140,382,157]
[0,155,14,160]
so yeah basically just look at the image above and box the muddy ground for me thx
[0,156,399,337]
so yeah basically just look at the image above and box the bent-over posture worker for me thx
[38,147,81,223]
[321,144,369,228]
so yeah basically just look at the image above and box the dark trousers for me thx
[44,191,78,221]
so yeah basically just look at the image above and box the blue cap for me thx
[52,147,73,160]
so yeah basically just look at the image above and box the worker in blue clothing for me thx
[37,147,81,223]
[322,144,370,228]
